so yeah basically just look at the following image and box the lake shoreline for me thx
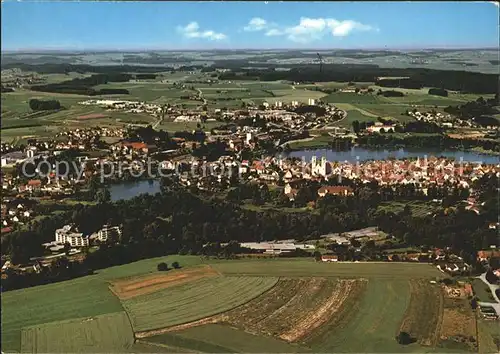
[284,144,500,157]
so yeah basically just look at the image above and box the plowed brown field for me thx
[219,277,366,343]
[110,265,219,300]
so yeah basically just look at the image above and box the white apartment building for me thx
[95,225,122,243]
[55,224,89,247]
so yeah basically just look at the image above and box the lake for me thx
[109,180,161,201]
[286,147,500,164]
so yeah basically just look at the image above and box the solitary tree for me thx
[352,120,360,134]
[396,331,415,345]
[63,242,71,256]
[314,251,322,262]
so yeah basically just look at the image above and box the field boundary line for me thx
[136,339,198,353]
[431,285,445,347]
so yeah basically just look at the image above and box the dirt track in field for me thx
[279,279,359,342]
[110,265,219,300]
[77,113,108,120]
[398,279,444,347]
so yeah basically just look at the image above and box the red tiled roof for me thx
[321,255,338,260]
[478,250,500,259]
[123,142,148,150]
[27,180,41,186]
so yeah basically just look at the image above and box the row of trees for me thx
[29,99,61,111]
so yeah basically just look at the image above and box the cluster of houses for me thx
[1,200,35,233]
[56,127,125,141]
[407,110,453,125]
[79,99,166,117]
[1,68,45,89]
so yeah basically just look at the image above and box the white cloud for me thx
[252,17,377,43]
[177,22,227,41]
[265,28,284,36]
[244,17,268,31]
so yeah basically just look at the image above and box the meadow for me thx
[143,324,308,353]
[20,311,134,353]
[1,255,202,352]
[210,258,445,279]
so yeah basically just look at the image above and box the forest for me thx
[30,73,131,95]
[1,173,497,291]
[218,65,498,94]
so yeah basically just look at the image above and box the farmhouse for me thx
[321,255,339,262]
[477,250,500,262]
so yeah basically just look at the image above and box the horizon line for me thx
[2,46,499,54]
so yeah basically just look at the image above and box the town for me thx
[1,1,500,353]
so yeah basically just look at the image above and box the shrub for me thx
[396,331,416,345]
[157,262,169,271]
[171,261,180,269]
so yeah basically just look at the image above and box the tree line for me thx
[29,99,61,111]
[30,73,132,96]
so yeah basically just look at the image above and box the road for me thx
[476,272,500,315]
[196,88,207,105]
[279,136,315,148]
[329,109,348,126]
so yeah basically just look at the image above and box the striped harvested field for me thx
[125,276,278,332]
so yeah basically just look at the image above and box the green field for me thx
[477,320,500,354]
[211,259,445,279]
[287,135,333,149]
[0,255,467,353]
[336,109,377,128]
[324,92,380,104]
[20,311,134,353]
[156,121,224,133]
[1,255,203,352]
[311,279,412,352]
[472,278,496,302]
[123,276,278,332]
[145,324,308,353]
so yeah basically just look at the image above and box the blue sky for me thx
[1,1,498,51]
